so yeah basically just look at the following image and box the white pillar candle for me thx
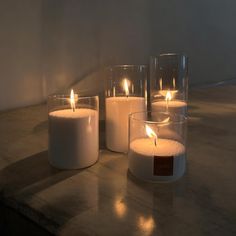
[129,138,186,182]
[49,108,98,169]
[106,97,146,153]
[152,100,187,115]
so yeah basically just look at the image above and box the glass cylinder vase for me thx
[105,65,147,153]
[128,111,187,182]
[149,53,188,115]
[48,91,99,169]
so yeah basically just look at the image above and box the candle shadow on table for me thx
[0,151,81,199]
[99,119,106,149]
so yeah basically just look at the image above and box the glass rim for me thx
[129,111,187,125]
[107,64,147,69]
[48,94,98,100]
[150,53,188,59]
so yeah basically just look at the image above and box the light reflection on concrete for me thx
[114,197,127,218]
[138,215,155,235]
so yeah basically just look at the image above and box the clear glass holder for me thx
[128,111,187,182]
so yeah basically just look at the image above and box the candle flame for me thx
[145,125,157,146]
[173,78,176,89]
[123,79,129,97]
[158,90,177,98]
[70,89,76,112]
[165,90,172,102]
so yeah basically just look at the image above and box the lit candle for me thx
[106,79,146,153]
[48,90,99,169]
[152,89,187,115]
[128,125,186,182]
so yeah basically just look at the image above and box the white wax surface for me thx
[129,138,186,182]
[130,138,185,156]
[152,100,186,108]
[152,100,187,115]
[49,108,98,169]
[106,96,146,153]
[49,109,94,118]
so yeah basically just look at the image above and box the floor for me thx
[0,84,236,236]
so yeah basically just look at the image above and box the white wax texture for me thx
[129,138,186,182]
[106,97,146,153]
[49,108,98,169]
[152,100,187,115]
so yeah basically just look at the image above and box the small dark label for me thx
[153,156,174,176]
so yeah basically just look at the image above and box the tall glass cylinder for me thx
[149,53,188,115]
[128,111,187,182]
[48,91,99,169]
[105,65,147,153]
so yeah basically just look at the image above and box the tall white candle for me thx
[49,108,98,169]
[129,138,186,182]
[106,97,146,153]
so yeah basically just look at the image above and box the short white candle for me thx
[152,89,187,115]
[106,96,146,153]
[129,138,186,182]
[49,108,98,169]
[152,100,187,115]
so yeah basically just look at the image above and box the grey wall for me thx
[150,0,236,86]
[41,0,150,96]
[0,0,236,110]
[0,0,43,111]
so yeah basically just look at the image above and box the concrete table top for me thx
[0,84,236,236]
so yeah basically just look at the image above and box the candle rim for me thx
[152,99,187,107]
[49,108,97,118]
[129,111,187,125]
[48,94,98,100]
[106,95,145,98]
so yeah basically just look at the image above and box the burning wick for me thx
[145,125,157,146]
[70,89,76,112]
[165,90,172,111]
[123,79,129,98]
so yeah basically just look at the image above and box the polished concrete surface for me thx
[0,85,236,235]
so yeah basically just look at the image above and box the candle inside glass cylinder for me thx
[106,79,146,153]
[152,90,187,115]
[128,125,186,182]
[48,90,98,169]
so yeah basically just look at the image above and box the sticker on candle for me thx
[145,124,173,176]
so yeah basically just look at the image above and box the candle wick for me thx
[73,106,75,112]
[154,138,157,147]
